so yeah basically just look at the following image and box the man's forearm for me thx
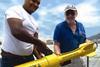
[54,43,61,55]
[12,28,53,55]
[7,18,53,55]
[12,27,39,44]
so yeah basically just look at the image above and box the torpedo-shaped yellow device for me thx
[15,40,96,67]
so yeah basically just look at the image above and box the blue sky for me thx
[0,0,100,40]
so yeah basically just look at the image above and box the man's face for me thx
[30,0,40,12]
[65,10,77,23]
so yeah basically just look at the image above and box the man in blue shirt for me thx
[53,5,86,67]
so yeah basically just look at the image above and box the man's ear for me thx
[75,11,78,17]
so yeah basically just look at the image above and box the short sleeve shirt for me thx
[1,5,38,56]
[53,21,86,53]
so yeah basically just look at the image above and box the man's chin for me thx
[67,20,75,22]
[32,9,37,13]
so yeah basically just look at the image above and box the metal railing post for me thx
[87,56,89,67]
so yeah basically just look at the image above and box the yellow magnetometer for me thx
[15,40,97,67]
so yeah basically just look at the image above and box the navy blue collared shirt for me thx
[53,21,86,53]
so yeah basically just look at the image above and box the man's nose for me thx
[68,14,73,16]
[34,3,39,8]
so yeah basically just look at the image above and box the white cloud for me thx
[39,10,47,16]
[0,3,7,10]
[83,0,99,5]
[50,4,66,14]
[76,0,100,27]
[37,4,66,26]
[37,4,67,19]
[38,0,100,28]
[11,0,23,5]
[37,7,48,20]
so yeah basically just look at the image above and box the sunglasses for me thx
[65,10,76,16]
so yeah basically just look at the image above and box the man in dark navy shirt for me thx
[53,5,86,67]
